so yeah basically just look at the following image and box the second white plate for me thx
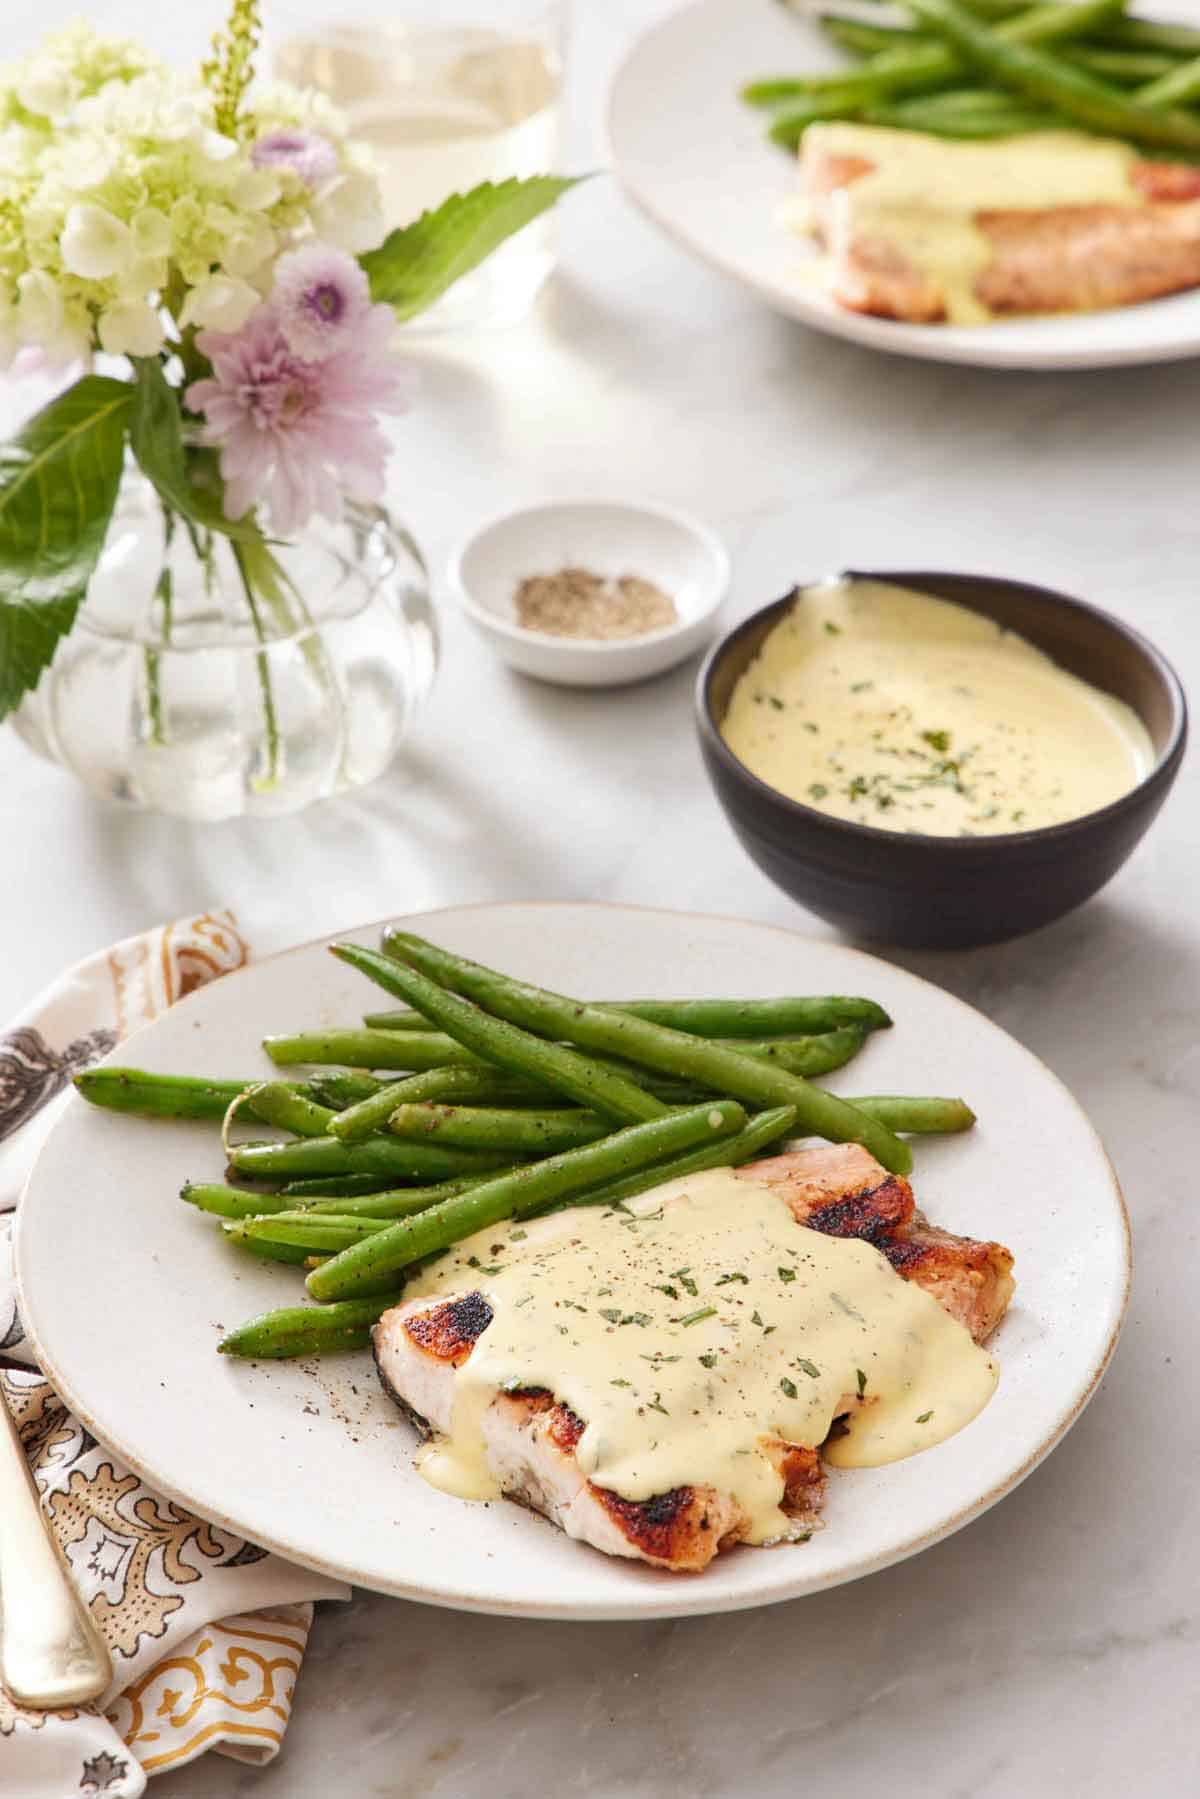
[606,0,1200,371]
[16,904,1129,1619]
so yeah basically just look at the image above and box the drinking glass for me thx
[274,0,566,330]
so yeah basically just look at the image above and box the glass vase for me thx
[12,463,438,822]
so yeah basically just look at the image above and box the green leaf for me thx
[0,375,133,720]
[129,358,260,541]
[361,175,586,322]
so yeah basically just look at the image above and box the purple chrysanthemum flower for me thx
[271,244,372,362]
[250,128,340,188]
[186,301,412,536]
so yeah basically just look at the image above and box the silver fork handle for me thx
[0,1390,111,1707]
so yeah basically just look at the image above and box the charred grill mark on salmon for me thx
[739,1145,1015,1346]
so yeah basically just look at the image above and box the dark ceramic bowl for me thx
[697,570,1187,949]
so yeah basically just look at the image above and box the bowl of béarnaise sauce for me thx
[697,571,1186,948]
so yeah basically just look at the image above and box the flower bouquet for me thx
[0,3,575,816]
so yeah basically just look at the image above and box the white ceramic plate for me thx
[17,904,1129,1620]
[606,0,1200,371]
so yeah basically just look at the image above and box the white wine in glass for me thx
[276,4,565,330]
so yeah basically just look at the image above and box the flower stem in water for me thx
[232,538,282,789]
[144,506,176,746]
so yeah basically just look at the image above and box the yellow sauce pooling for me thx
[790,124,1140,324]
[721,578,1152,836]
[408,1169,999,1544]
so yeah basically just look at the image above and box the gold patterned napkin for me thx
[0,913,349,1798]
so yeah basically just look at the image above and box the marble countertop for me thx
[4,2,1199,1794]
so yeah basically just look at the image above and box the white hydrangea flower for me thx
[0,20,385,365]
[15,269,91,367]
[97,298,164,356]
[180,273,261,333]
[313,170,386,255]
[60,202,134,280]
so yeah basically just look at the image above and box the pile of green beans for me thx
[73,943,977,1361]
[747,0,1200,151]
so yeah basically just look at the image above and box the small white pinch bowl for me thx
[450,499,730,687]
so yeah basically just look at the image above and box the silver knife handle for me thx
[0,1388,112,1707]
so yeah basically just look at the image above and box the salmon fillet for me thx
[800,136,1200,323]
[738,1144,1015,1344]
[373,1145,1013,1572]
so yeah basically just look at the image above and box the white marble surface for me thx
[4,2,1200,1794]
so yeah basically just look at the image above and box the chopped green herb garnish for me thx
[714,1271,749,1287]
[796,1358,821,1379]
[610,1378,632,1388]
[807,782,829,801]
[600,1308,653,1327]
[921,728,951,753]
[647,1393,669,1416]
[856,1368,867,1399]
[916,1410,934,1424]
[830,1292,863,1322]
[678,1306,717,1327]
[699,1352,718,1370]
[823,619,841,635]
[652,1284,679,1300]
[850,680,874,693]
[671,1267,698,1297]
[509,1228,527,1241]
[778,1266,796,1284]
[780,1377,798,1399]
[751,1309,764,1327]
[767,695,784,711]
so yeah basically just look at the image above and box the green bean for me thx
[386,1103,610,1155]
[1098,20,1200,58]
[597,1026,868,1082]
[182,1182,300,1220]
[1136,54,1200,109]
[906,0,1200,149]
[866,97,1061,134]
[306,1176,503,1218]
[237,1083,335,1138]
[74,1068,277,1123]
[228,1134,513,1182]
[281,1174,399,1198]
[846,1096,976,1134]
[218,1292,406,1359]
[364,994,891,1036]
[820,16,929,59]
[328,1066,539,1142]
[374,935,912,1177]
[263,1028,486,1071]
[552,1105,798,1214]
[329,949,668,1128]
[304,1070,385,1107]
[748,0,1127,113]
[306,1099,748,1301]
[231,1211,391,1253]
[1067,48,1181,85]
[229,1234,314,1267]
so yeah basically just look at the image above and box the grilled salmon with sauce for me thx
[797,123,1200,325]
[373,1143,1014,1573]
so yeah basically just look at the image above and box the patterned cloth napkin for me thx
[0,913,349,1798]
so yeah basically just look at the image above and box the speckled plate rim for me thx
[605,0,1200,373]
[15,902,1131,1620]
